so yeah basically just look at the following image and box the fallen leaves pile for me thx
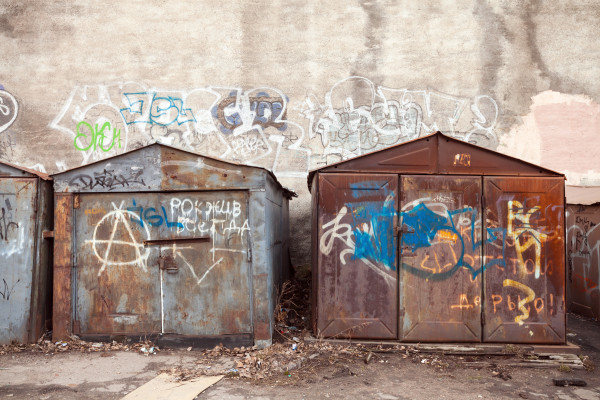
[0,335,158,356]
[163,341,440,382]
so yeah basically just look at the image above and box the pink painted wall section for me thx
[538,100,600,177]
[501,91,600,188]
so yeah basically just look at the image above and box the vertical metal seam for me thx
[246,190,254,337]
[26,178,41,341]
[71,194,77,330]
[480,176,486,336]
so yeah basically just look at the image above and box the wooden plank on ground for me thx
[121,374,223,400]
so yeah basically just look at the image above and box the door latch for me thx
[158,254,178,274]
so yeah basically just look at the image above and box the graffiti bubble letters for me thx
[127,200,184,229]
[215,92,287,134]
[120,92,196,126]
[68,168,145,191]
[74,121,122,152]
[0,90,18,133]
[302,77,499,167]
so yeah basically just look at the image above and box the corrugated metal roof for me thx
[51,142,295,198]
[307,131,564,192]
[0,160,51,180]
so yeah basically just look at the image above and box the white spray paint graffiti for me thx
[170,197,250,262]
[50,83,310,177]
[0,90,19,134]
[319,206,395,284]
[50,78,499,177]
[300,76,499,167]
[86,201,152,276]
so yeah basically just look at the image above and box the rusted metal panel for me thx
[29,178,54,342]
[311,173,319,335]
[53,144,271,194]
[53,143,291,346]
[437,136,561,176]
[0,178,38,344]
[53,194,73,341]
[566,204,600,319]
[307,132,563,191]
[316,173,398,339]
[159,146,266,191]
[399,175,482,342]
[482,177,565,344]
[73,191,252,336]
[74,193,162,334]
[161,191,252,335]
[54,146,162,193]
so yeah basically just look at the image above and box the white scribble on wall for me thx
[49,83,310,177]
[300,76,499,167]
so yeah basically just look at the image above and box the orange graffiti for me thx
[503,279,535,325]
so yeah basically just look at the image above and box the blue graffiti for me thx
[212,91,287,134]
[346,195,397,271]
[349,181,392,199]
[126,200,184,229]
[120,92,196,126]
[400,203,448,252]
[400,204,484,281]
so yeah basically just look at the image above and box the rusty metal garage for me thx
[51,143,293,348]
[310,132,566,344]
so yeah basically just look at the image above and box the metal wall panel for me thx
[0,178,37,344]
[566,204,600,319]
[160,191,252,335]
[74,191,252,336]
[483,177,565,343]
[317,173,398,339]
[74,193,162,334]
[399,175,482,342]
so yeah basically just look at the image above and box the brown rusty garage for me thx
[309,132,566,344]
[51,143,293,348]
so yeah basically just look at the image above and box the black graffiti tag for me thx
[0,207,18,241]
[68,168,146,191]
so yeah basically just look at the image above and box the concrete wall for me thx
[1,0,600,266]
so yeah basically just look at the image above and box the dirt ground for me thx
[0,313,599,400]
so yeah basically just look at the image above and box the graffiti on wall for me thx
[50,78,499,177]
[566,207,600,318]
[319,182,398,283]
[320,188,561,326]
[399,199,481,281]
[51,84,309,177]
[0,89,18,134]
[85,195,250,285]
[68,167,146,191]
[74,121,122,152]
[301,76,499,167]
[0,195,19,242]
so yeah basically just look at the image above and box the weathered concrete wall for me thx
[1,0,600,265]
